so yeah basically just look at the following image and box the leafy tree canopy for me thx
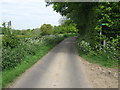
[40,24,53,35]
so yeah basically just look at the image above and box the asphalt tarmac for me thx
[11,37,91,88]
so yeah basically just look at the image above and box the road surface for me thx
[11,37,91,88]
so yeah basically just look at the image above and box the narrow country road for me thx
[11,37,91,88]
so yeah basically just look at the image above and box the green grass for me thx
[80,54,118,68]
[2,43,59,88]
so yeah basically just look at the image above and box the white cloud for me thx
[0,0,45,3]
[0,0,61,29]
[0,0,18,4]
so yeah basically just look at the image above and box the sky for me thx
[0,0,62,30]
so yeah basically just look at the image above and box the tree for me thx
[53,20,78,34]
[40,24,53,35]
[47,2,98,35]
[47,2,120,48]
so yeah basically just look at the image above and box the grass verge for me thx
[2,41,62,88]
[79,54,118,68]
[76,38,118,69]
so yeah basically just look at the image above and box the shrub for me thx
[2,34,20,48]
[2,35,64,70]
[76,36,119,68]
[40,24,53,35]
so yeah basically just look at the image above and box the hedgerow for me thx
[2,35,64,70]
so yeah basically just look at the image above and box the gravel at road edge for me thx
[79,57,118,88]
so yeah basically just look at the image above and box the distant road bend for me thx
[11,37,91,88]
